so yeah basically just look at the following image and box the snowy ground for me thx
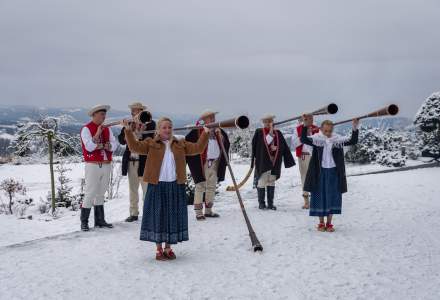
[0,160,439,299]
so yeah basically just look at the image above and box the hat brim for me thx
[88,105,111,117]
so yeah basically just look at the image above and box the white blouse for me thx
[159,141,177,182]
[310,133,351,169]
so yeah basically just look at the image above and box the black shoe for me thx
[257,188,266,210]
[266,186,277,210]
[125,216,138,222]
[94,205,114,228]
[204,212,220,218]
[80,208,91,232]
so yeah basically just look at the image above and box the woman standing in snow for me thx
[123,117,209,261]
[301,115,359,232]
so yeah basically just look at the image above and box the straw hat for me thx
[128,102,147,110]
[261,114,276,121]
[199,110,219,120]
[88,104,111,117]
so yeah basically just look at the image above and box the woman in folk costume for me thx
[292,115,320,209]
[301,114,359,232]
[251,114,295,210]
[185,110,230,221]
[80,105,119,231]
[123,117,209,261]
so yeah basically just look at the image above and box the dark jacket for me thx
[301,129,359,194]
[251,128,295,181]
[185,129,230,184]
[118,120,156,176]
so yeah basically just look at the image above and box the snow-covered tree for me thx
[414,92,440,159]
[0,178,26,214]
[230,127,253,159]
[55,161,74,208]
[345,126,408,167]
[9,116,80,214]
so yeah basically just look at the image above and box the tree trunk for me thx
[48,132,56,214]
[8,193,13,214]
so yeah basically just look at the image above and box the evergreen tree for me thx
[414,92,440,159]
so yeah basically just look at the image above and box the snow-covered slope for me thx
[0,162,439,299]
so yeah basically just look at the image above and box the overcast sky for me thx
[0,0,439,119]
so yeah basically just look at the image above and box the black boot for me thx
[80,208,91,231]
[266,186,277,210]
[125,215,138,222]
[257,188,266,209]
[94,205,113,228]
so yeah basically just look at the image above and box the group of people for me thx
[80,102,359,260]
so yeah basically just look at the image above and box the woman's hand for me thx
[352,118,360,130]
[203,126,211,133]
[121,119,132,130]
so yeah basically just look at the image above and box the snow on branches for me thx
[414,92,440,159]
[10,116,80,158]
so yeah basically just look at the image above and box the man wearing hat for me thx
[80,104,118,231]
[186,110,230,220]
[292,114,320,209]
[251,114,295,210]
[118,102,156,222]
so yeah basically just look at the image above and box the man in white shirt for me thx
[186,110,230,220]
[80,104,118,231]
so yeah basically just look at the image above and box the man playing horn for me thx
[186,110,230,221]
[293,114,320,209]
[80,105,118,231]
[118,102,156,222]
[251,114,295,210]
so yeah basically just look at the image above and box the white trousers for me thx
[194,160,218,215]
[83,163,111,209]
[298,154,312,195]
[257,170,276,188]
[128,161,148,216]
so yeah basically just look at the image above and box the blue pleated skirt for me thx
[140,181,189,244]
[310,167,342,217]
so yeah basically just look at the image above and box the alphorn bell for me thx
[103,110,152,128]
[274,103,339,127]
[141,115,250,134]
[333,104,399,126]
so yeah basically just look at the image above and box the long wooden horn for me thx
[226,104,338,192]
[217,131,263,252]
[103,111,152,128]
[333,104,399,126]
[274,103,338,127]
[141,115,250,134]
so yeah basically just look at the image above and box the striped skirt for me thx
[140,181,189,244]
[310,167,342,217]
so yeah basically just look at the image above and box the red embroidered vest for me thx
[296,124,319,157]
[81,122,113,162]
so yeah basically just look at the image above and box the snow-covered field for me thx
[0,160,439,299]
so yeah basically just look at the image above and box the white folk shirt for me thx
[265,134,274,146]
[207,138,221,160]
[80,127,118,161]
[310,133,351,169]
[159,141,177,182]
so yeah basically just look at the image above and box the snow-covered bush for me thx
[0,178,26,214]
[108,160,123,200]
[186,174,195,205]
[345,127,408,167]
[414,92,440,159]
[54,161,74,208]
